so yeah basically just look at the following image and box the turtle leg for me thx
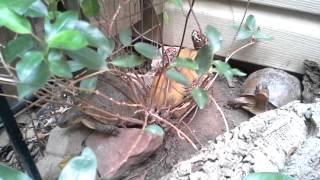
[228,96,255,108]
[94,122,119,136]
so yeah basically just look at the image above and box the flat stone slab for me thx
[45,125,91,157]
[161,101,320,180]
[36,154,63,180]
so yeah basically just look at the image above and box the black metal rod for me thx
[0,87,42,180]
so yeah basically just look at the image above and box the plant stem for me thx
[205,40,256,91]
[177,0,196,56]
[31,33,44,46]
[0,51,17,80]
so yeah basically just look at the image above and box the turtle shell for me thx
[241,68,301,108]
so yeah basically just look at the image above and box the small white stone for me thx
[177,162,192,176]
[189,171,209,180]
[252,151,279,172]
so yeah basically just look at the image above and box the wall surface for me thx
[163,0,320,73]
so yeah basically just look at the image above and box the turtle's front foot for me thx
[95,124,119,136]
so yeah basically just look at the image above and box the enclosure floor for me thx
[125,76,251,180]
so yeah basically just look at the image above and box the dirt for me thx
[122,76,252,180]
[0,75,251,180]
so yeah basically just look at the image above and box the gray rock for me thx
[46,125,91,157]
[282,137,320,180]
[161,101,320,180]
[36,154,63,180]
[177,162,192,176]
[0,130,9,147]
[189,171,209,180]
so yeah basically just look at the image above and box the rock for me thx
[46,125,92,157]
[36,154,63,180]
[15,113,32,124]
[25,129,35,140]
[302,60,320,103]
[282,137,320,180]
[161,101,320,180]
[251,150,279,172]
[0,130,9,147]
[85,128,163,180]
[189,171,209,180]
[176,162,192,176]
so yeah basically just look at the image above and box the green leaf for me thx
[80,76,98,95]
[195,45,214,75]
[48,50,73,78]
[134,42,160,59]
[163,11,170,24]
[54,11,79,31]
[0,7,32,34]
[119,28,132,46]
[0,0,36,15]
[245,15,256,31]
[98,37,115,59]
[231,68,247,76]
[145,124,165,137]
[16,60,50,98]
[16,51,44,83]
[48,29,88,50]
[68,60,86,72]
[63,20,115,59]
[111,54,144,68]
[243,172,294,180]
[191,87,208,109]
[66,47,106,70]
[169,57,198,70]
[168,0,183,8]
[24,0,48,17]
[236,27,253,40]
[254,30,273,41]
[46,0,59,12]
[45,11,79,38]
[205,25,222,52]
[59,148,97,180]
[212,60,246,82]
[3,35,35,64]
[80,0,100,17]
[166,69,190,86]
[0,163,32,180]
[17,83,37,99]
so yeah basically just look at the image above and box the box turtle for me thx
[57,106,119,135]
[229,68,301,114]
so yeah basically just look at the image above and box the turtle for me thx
[229,68,301,114]
[56,106,119,135]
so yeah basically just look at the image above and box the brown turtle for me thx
[57,106,119,135]
[229,68,301,114]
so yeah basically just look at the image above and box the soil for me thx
[121,76,252,180]
[0,75,252,179]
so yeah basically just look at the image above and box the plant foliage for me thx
[0,148,98,180]
[243,172,294,180]
[234,15,273,41]
[0,0,116,98]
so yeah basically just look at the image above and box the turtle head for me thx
[191,30,208,50]
[250,84,269,114]
[254,84,269,103]
[230,84,270,115]
[56,107,83,128]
